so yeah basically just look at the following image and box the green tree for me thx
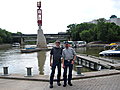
[66,18,120,43]
[0,37,3,43]
[67,23,96,40]
[80,30,91,42]
[0,28,12,44]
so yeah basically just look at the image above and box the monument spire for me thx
[37,1,47,48]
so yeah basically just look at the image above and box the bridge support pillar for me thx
[21,38,24,45]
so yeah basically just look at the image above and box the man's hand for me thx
[50,62,52,67]
[71,60,74,64]
[62,64,65,68]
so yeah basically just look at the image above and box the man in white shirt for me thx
[62,41,76,87]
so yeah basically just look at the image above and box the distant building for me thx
[58,32,66,34]
[87,15,120,26]
[109,15,120,26]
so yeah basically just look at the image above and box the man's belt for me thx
[65,59,73,61]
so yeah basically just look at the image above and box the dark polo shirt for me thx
[50,47,62,64]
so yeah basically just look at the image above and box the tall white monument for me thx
[37,1,47,48]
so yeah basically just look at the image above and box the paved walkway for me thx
[0,74,120,90]
[0,70,120,81]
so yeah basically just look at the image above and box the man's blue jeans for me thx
[50,62,61,85]
[63,60,73,84]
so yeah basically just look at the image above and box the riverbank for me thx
[86,44,106,47]
[0,44,12,49]
[86,43,120,47]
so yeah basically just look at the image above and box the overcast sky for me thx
[0,0,120,34]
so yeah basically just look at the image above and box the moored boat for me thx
[76,41,87,47]
[99,43,120,56]
[12,43,20,47]
[99,49,120,56]
[21,47,50,53]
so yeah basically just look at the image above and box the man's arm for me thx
[50,55,53,66]
[71,55,76,64]
[62,50,65,68]
[62,58,65,68]
[50,48,53,67]
[73,55,76,61]
[71,48,76,64]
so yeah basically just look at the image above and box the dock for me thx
[21,48,51,53]
[76,54,120,70]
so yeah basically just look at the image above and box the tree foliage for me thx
[66,18,120,43]
[67,23,96,41]
[0,28,12,44]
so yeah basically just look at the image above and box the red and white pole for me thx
[36,1,47,48]
[37,1,42,26]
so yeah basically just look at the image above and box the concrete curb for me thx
[0,70,120,82]
[0,76,49,82]
[72,71,120,80]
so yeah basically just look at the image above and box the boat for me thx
[63,41,75,48]
[12,43,20,47]
[76,41,87,47]
[21,47,50,53]
[99,49,120,56]
[99,43,120,56]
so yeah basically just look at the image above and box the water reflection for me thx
[0,48,39,75]
[37,51,46,75]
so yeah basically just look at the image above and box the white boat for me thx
[63,41,75,48]
[99,43,120,56]
[99,49,120,56]
[21,47,50,53]
[12,43,20,47]
[76,41,87,47]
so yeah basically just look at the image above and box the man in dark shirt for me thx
[49,40,62,88]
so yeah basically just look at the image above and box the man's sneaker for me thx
[68,83,73,86]
[49,84,53,88]
[63,84,67,87]
[57,82,61,86]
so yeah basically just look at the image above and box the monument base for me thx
[37,28,47,48]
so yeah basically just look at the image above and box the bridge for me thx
[12,33,70,44]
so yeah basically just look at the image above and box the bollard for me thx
[26,67,33,77]
[3,67,9,76]
[76,65,84,76]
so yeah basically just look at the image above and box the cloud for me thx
[111,0,120,10]
[0,0,120,34]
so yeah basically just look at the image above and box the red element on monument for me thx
[37,1,42,26]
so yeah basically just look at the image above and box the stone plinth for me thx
[37,28,47,48]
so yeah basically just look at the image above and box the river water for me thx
[0,45,120,75]
[0,45,77,75]
[76,47,120,63]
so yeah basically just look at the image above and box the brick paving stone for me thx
[0,74,120,90]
